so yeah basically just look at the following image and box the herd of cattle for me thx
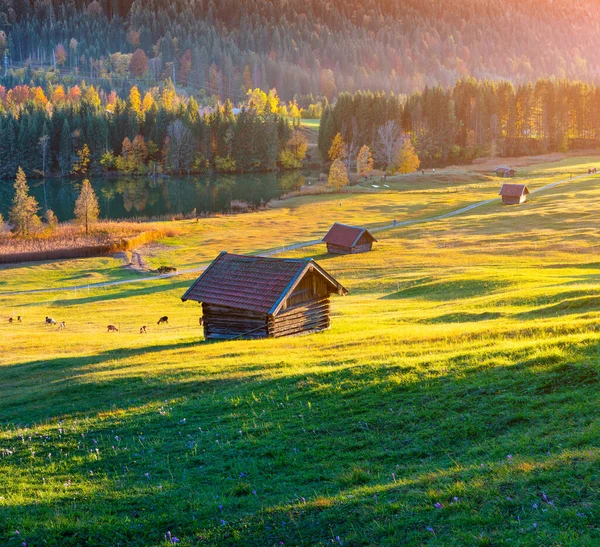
[6,314,204,334]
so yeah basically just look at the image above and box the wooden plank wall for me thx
[202,303,269,340]
[269,298,331,337]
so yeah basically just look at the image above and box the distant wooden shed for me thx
[499,183,530,205]
[322,223,377,255]
[494,166,516,178]
[182,252,348,340]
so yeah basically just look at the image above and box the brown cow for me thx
[107,325,119,332]
[157,316,168,326]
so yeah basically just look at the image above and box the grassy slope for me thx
[1,157,600,546]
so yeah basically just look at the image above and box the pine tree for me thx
[59,119,72,176]
[9,167,40,236]
[74,179,99,235]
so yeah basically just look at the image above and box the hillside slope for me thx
[2,156,600,545]
[2,0,600,99]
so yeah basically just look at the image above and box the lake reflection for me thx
[0,171,309,221]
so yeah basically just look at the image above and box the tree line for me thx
[2,0,600,102]
[0,81,308,180]
[319,78,600,169]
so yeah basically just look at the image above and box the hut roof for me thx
[322,223,377,247]
[182,252,348,315]
[499,183,529,197]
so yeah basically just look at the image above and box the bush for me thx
[214,155,237,173]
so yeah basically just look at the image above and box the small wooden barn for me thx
[499,183,530,205]
[182,252,348,340]
[322,223,377,255]
[494,166,516,178]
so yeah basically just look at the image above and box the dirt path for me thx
[2,173,589,296]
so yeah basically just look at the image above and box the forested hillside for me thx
[1,0,600,100]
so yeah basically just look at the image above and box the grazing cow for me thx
[140,326,147,334]
[8,317,13,324]
[17,316,22,323]
[58,321,66,330]
[157,316,169,326]
[107,325,119,332]
[46,317,57,325]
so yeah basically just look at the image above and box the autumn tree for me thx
[72,144,91,175]
[328,133,345,161]
[328,158,348,190]
[129,85,142,117]
[54,43,67,67]
[74,179,99,235]
[179,49,192,83]
[396,139,420,174]
[127,29,141,48]
[142,92,155,114]
[129,48,149,77]
[9,167,40,236]
[356,145,373,178]
[287,130,308,161]
[52,85,66,104]
[45,209,58,229]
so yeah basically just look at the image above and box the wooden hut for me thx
[182,252,348,340]
[322,223,377,255]
[494,166,516,178]
[499,183,530,205]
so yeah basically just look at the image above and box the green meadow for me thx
[1,157,600,546]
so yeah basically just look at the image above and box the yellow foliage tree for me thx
[289,101,301,120]
[356,144,374,178]
[72,144,91,175]
[142,92,155,114]
[328,133,345,161]
[129,85,142,117]
[246,88,268,114]
[396,139,420,174]
[74,179,99,235]
[33,87,49,109]
[328,159,348,190]
[84,85,101,109]
[52,85,66,104]
[267,88,280,113]
[161,84,175,111]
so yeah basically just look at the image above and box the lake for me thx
[0,171,311,222]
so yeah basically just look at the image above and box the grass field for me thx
[1,156,600,546]
[299,119,320,131]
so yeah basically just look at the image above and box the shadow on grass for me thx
[383,278,512,301]
[2,335,600,545]
[420,311,504,324]
[14,279,191,309]
[514,295,600,319]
